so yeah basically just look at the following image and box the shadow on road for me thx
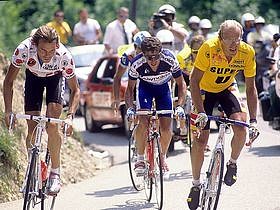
[81,127,128,147]
[85,186,139,198]
[165,170,192,182]
[100,199,154,210]
[247,145,280,157]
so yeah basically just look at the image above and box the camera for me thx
[152,12,166,30]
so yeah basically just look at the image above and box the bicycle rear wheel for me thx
[201,149,224,210]
[128,134,143,191]
[153,137,163,210]
[23,150,37,210]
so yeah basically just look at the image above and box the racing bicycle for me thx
[199,115,259,210]
[9,113,68,210]
[128,109,174,210]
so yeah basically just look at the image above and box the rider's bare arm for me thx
[174,74,187,107]
[113,65,126,102]
[66,75,80,116]
[125,79,137,109]
[190,67,205,113]
[245,76,258,120]
[3,64,20,126]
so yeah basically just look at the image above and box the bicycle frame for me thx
[146,114,160,178]
[9,113,67,210]
[200,116,249,210]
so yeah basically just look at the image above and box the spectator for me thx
[47,10,72,45]
[103,7,139,55]
[149,4,188,52]
[247,16,272,47]
[268,33,280,130]
[156,29,175,51]
[241,12,255,43]
[186,15,201,45]
[73,8,102,45]
[199,19,213,40]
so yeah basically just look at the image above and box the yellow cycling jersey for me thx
[176,44,192,72]
[194,37,256,93]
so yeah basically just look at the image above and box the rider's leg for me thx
[190,130,210,182]
[135,115,149,156]
[229,112,247,161]
[159,117,172,156]
[46,102,63,170]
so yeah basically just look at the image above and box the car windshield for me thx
[73,52,102,68]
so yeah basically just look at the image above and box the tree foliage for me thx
[0,0,279,58]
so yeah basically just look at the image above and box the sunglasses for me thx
[145,54,160,61]
[55,14,64,17]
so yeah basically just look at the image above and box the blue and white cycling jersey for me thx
[119,47,136,68]
[129,48,182,85]
[128,48,182,113]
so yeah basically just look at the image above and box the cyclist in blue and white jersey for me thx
[112,31,151,110]
[125,37,186,179]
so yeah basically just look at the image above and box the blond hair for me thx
[31,25,59,46]
[218,20,243,39]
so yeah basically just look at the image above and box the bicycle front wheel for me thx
[128,134,143,191]
[186,114,192,152]
[201,149,224,210]
[23,150,37,210]
[153,137,163,210]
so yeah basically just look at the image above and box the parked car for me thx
[65,44,105,115]
[82,55,130,136]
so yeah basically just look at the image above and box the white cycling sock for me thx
[137,155,144,162]
[229,158,237,164]
[192,179,200,186]
[51,168,60,175]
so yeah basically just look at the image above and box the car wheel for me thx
[84,105,102,132]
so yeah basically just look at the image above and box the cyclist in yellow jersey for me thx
[187,20,259,210]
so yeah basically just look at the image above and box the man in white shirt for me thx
[73,8,102,45]
[103,7,139,54]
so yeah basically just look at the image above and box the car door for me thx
[87,57,120,122]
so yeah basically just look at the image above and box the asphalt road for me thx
[1,115,280,210]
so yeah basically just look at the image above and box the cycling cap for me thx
[255,16,265,24]
[158,4,176,14]
[188,16,200,24]
[133,31,151,47]
[156,29,174,43]
[200,19,212,29]
[241,12,255,26]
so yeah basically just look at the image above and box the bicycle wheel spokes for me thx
[128,135,144,191]
[23,150,37,210]
[153,138,163,210]
[143,164,152,202]
[202,149,224,210]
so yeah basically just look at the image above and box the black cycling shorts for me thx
[24,69,65,112]
[201,84,246,130]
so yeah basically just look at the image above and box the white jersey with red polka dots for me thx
[11,37,75,79]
